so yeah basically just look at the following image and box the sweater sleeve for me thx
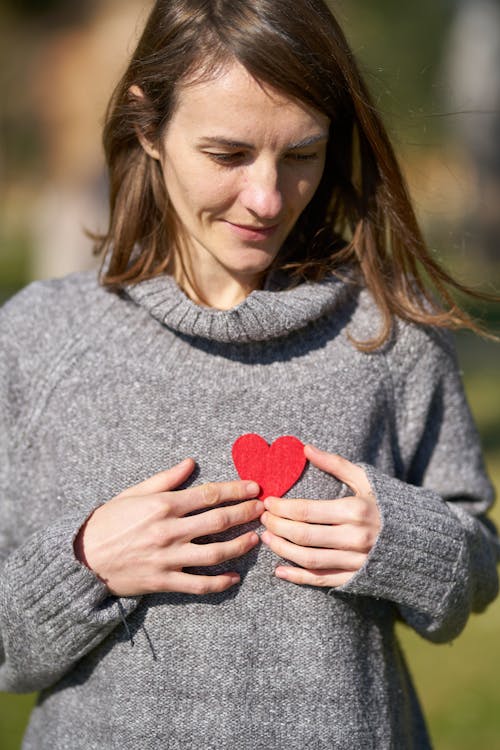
[0,514,140,693]
[0,285,140,693]
[337,327,499,643]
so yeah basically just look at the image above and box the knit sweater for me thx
[0,270,498,750]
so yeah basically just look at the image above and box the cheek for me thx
[162,160,198,206]
[293,171,324,212]
[163,162,239,218]
[200,174,240,212]
[309,157,327,195]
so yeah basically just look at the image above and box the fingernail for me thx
[229,574,240,585]
[246,481,260,495]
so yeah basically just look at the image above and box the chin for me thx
[226,247,280,275]
[229,262,276,282]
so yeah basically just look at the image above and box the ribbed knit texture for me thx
[0,270,498,749]
[125,270,351,342]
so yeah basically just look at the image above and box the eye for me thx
[286,151,320,162]
[205,151,246,166]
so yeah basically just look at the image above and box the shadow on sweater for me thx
[172,291,360,365]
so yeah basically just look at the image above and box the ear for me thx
[129,85,161,161]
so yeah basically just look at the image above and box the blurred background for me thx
[0,0,499,748]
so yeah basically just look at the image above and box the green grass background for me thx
[0,343,499,749]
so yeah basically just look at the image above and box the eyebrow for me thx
[198,133,329,150]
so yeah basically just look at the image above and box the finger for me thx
[180,500,264,541]
[187,530,260,567]
[274,565,355,588]
[174,479,260,515]
[303,445,372,496]
[261,511,375,552]
[117,458,196,499]
[156,570,242,595]
[261,530,366,570]
[263,496,370,526]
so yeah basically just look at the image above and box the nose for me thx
[239,160,283,221]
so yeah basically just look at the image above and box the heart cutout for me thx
[232,433,307,500]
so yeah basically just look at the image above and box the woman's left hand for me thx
[260,444,381,588]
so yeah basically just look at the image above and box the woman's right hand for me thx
[73,458,263,596]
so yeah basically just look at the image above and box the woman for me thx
[1,1,498,748]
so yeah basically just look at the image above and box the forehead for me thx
[167,60,330,141]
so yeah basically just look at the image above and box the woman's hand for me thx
[261,445,381,588]
[74,459,263,597]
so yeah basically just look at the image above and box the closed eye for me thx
[206,151,320,166]
[286,151,320,162]
[205,151,247,166]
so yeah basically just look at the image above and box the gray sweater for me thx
[0,270,498,749]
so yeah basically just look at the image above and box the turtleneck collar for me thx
[124,271,355,344]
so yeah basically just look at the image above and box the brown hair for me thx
[95,0,496,348]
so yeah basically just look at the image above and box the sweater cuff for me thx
[3,508,140,658]
[337,465,467,614]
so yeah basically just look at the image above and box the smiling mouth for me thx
[225,221,280,237]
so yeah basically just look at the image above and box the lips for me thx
[225,221,280,240]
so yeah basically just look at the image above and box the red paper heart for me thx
[232,433,307,500]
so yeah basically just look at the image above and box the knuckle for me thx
[147,517,178,548]
[148,493,173,518]
[296,524,314,547]
[191,577,212,595]
[215,509,231,532]
[263,514,276,534]
[355,527,373,552]
[157,497,173,517]
[202,543,225,566]
[228,481,246,500]
[237,533,254,554]
[359,499,371,519]
[210,510,229,534]
[149,525,169,548]
[304,551,321,569]
[244,500,260,521]
[200,483,220,506]
[295,502,311,523]
[350,500,369,524]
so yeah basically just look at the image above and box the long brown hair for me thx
[95,0,495,348]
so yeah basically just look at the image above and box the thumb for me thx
[117,458,196,498]
[304,445,370,496]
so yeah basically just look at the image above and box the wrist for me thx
[73,510,100,571]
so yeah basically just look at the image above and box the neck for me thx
[171,246,264,310]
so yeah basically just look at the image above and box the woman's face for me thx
[145,61,329,294]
